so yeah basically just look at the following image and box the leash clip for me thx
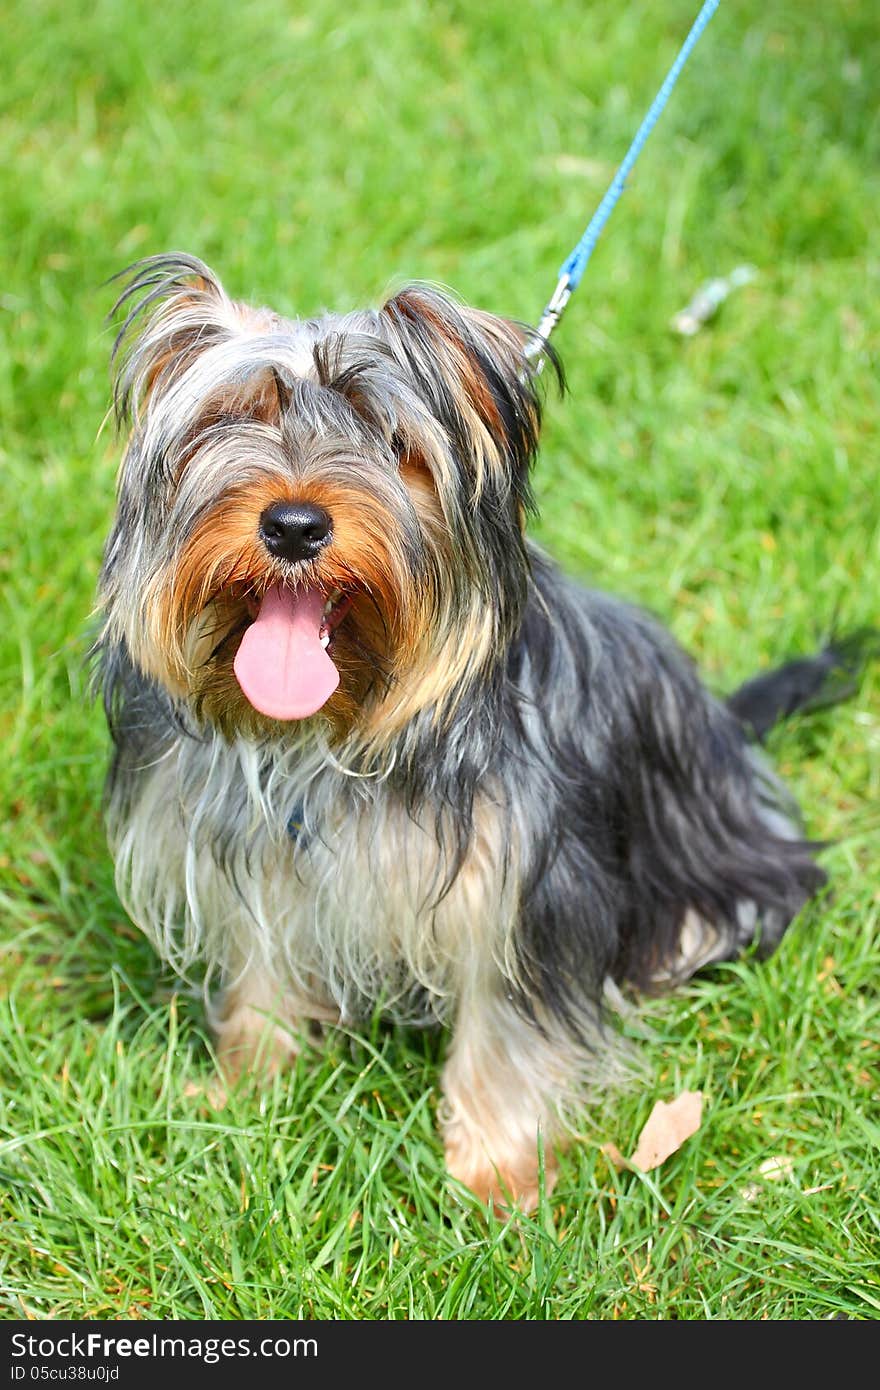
[526,274,572,368]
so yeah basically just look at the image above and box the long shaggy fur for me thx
[97,254,835,1208]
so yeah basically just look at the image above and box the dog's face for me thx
[101,256,549,745]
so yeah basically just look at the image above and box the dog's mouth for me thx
[233,583,352,721]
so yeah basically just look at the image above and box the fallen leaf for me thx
[629,1091,704,1171]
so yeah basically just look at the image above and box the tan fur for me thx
[215,969,339,1083]
[387,289,536,501]
[360,604,498,752]
[440,997,576,1209]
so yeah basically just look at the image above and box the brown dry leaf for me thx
[629,1091,704,1171]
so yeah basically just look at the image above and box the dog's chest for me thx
[113,730,517,1019]
[270,776,514,1019]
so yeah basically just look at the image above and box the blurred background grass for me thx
[0,0,878,1319]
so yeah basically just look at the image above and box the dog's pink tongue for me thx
[233,584,339,720]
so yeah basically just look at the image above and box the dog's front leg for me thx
[440,985,583,1211]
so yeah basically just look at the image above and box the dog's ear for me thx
[109,254,239,427]
[381,286,556,495]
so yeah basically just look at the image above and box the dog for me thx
[97,253,859,1210]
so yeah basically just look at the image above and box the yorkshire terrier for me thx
[97,253,861,1209]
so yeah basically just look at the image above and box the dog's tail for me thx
[727,629,879,741]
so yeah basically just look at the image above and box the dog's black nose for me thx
[259,501,332,562]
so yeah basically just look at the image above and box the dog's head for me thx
[100,255,556,745]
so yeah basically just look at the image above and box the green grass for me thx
[1,0,878,1320]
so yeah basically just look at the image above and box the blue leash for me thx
[529,0,721,354]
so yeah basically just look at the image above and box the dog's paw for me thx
[182,1077,229,1109]
[444,1133,558,1214]
[214,1006,303,1085]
